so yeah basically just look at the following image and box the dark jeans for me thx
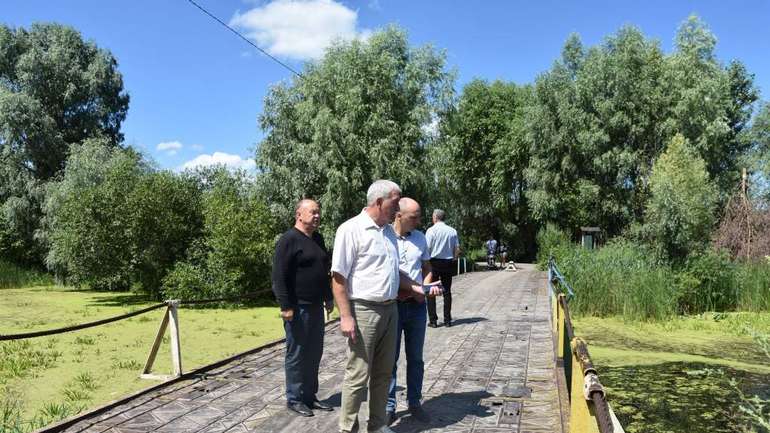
[428,258,454,324]
[284,303,324,405]
[387,300,427,412]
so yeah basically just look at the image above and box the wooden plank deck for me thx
[49,264,564,433]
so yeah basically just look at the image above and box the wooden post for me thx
[141,306,170,378]
[168,300,182,377]
[140,300,183,381]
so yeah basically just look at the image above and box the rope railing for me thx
[0,289,274,341]
[548,257,624,433]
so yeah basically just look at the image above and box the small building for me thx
[580,227,601,250]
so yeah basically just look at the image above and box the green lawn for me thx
[0,285,289,432]
[574,313,770,433]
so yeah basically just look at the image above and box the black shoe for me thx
[310,399,333,411]
[409,405,431,423]
[428,322,439,328]
[287,402,313,417]
[387,410,397,426]
[444,320,452,327]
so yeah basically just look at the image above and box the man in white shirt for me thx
[331,180,442,433]
[386,197,433,425]
[425,209,460,327]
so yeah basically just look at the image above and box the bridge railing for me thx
[548,257,625,433]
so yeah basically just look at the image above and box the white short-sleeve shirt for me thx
[395,229,430,284]
[426,221,460,259]
[331,211,400,302]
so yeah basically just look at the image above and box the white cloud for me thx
[230,0,371,61]
[180,152,256,172]
[156,140,183,156]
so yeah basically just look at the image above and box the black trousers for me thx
[428,258,454,323]
[284,304,324,405]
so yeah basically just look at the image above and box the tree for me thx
[0,23,129,179]
[0,23,129,266]
[256,26,454,242]
[525,17,757,239]
[43,140,146,289]
[162,168,276,300]
[526,27,668,236]
[431,79,535,258]
[643,134,717,261]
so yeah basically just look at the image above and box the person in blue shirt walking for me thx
[425,209,460,327]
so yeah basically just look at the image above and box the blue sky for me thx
[4,0,770,171]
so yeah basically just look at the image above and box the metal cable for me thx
[185,0,303,78]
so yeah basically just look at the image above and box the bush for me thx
[535,223,572,268]
[162,168,277,301]
[676,249,737,314]
[0,259,54,289]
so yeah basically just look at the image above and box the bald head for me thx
[395,197,422,234]
[294,199,320,235]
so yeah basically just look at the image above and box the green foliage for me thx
[555,239,678,320]
[43,142,202,295]
[43,140,146,289]
[0,259,54,289]
[676,249,737,314]
[431,79,535,258]
[126,171,203,294]
[162,168,276,300]
[643,134,717,261]
[257,26,454,242]
[0,23,129,268]
[535,223,571,268]
[0,23,129,180]
[736,262,770,312]
[525,17,757,238]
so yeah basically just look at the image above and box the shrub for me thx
[162,168,276,301]
[676,249,737,313]
[536,223,572,268]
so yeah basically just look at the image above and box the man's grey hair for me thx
[366,180,401,206]
[433,209,446,221]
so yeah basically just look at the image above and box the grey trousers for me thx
[339,299,398,432]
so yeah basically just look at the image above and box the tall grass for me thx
[0,260,55,289]
[538,224,770,320]
[547,236,678,321]
[736,263,770,312]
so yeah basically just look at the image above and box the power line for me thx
[186,0,303,78]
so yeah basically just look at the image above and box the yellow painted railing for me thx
[549,259,625,433]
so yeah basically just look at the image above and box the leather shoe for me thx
[310,399,333,411]
[427,322,438,328]
[409,405,431,423]
[287,402,313,417]
[444,320,452,327]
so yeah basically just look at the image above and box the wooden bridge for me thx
[40,264,620,433]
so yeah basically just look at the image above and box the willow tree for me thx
[525,16,757,238]
[256,26,454,240]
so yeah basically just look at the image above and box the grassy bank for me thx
[574,313,770,433]
[0,285,289,432]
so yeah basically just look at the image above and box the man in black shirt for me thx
[272,199,334,417]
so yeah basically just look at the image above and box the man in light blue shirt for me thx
[425,209,460,327]
[387,198,434,425]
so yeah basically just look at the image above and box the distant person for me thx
[271,199,335,417]
[387,198,434,425]
[485,237,498,269]
[499,241,508,268]
[331,180,442,433]
[425,209,460,327]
